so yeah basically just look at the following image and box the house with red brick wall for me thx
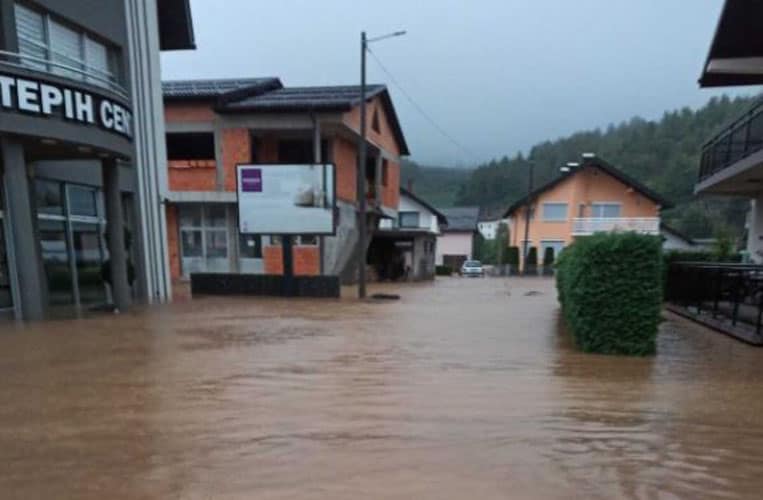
[161,78,409,283]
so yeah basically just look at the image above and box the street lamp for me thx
[357,29,406,299]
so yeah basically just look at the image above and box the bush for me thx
[505,246,520,274]
[435,265,453,276]
[542,246,555,276]
[556,233,662,356]
[523,246,538,275]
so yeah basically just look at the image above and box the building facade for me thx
[0,0,193,320]
[435,206,479,269]
[504,156,669,268]
[162,78,409,285]
[695,1,763,263]
[374,187,447,280]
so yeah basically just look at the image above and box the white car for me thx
[460,260,484,277]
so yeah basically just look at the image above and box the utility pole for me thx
[356,29,406,299]
[522,160,534,271]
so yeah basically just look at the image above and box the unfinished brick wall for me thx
[333,137,357,203]
[222,128,252,191]
[164,103,216,123]
[165,204,181,280]
[382,160,400,209]
[263,245,320,276]
[168,160,217,191]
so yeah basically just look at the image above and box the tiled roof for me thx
[503,157,673,217]
[222,85,387,112]
[162,78,281,99]
[440,206,480,232]
[162,78,409,155]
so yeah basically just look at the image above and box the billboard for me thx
[237,164,336,235]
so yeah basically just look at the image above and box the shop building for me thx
[0,0,194,320]
[162,78,409,284]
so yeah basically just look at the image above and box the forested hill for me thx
[403,94,758,237]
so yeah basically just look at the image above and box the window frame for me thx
[541,202,568,222]
[590,202,622,219]
[398,211,420,229]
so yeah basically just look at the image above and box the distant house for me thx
[373,188,447,280]
[477,217,509,240]
[436,207,480,269]
[661,223,696,251]
[503,156,672,269]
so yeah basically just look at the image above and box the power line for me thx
[366,47,477,161]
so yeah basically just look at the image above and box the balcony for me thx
[571,217,660,236]
[698,98,763,191]
[0,50,127,99]
[666,262,763,345]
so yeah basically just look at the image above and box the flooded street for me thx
[1,277,763,499]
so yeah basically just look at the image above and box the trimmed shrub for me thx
[542,247,555,275]
[505,246,520,275]
[556,233,662,356]
[435,265,453,276]
[523,246,538,275]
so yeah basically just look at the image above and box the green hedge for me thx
[435,265,453,276]
[556,233,662,356]
[523,246,538,275]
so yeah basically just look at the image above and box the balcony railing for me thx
[666,262,763,345]
[571,217,660,235]
[699,98,763,183]
[0,50,128,100]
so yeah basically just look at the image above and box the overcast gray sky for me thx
[161,0,757,167]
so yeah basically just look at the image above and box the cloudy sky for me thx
[162,0,757,167]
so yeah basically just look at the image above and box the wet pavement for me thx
[1,277,763,499]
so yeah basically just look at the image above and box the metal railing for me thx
[0,50,128,100]
[571,217,660,235]
[699,98,763,182]
[666,262,763,339]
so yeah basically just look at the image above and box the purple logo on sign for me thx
[241,168,262,192]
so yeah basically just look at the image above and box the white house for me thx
[477,218,509,240]
[436,207,480,269]
[372,189,448,280]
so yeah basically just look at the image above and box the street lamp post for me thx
[357,30,406,299]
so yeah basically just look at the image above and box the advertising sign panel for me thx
[237,164,336,235]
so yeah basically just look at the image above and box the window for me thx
[67,186,98,217]
[591,203,621,218]
[399,211,420,228]
[371,108,381,133]
[166,133,215,161]
[238,234,262,259]
[35,180,64,216]
[14,3,46,71]
[542,203,567,221]
[178,205,230,275]
[382,160,389,187]
[14,2,118,89]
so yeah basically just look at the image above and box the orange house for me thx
[503,156,671,268]
[162,78,409,283]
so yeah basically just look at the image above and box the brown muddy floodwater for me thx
[0,278,763,499]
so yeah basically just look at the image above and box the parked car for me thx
[460,260,484,277]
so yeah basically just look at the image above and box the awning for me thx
[157,0,196,51]
[700,0,763,87]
